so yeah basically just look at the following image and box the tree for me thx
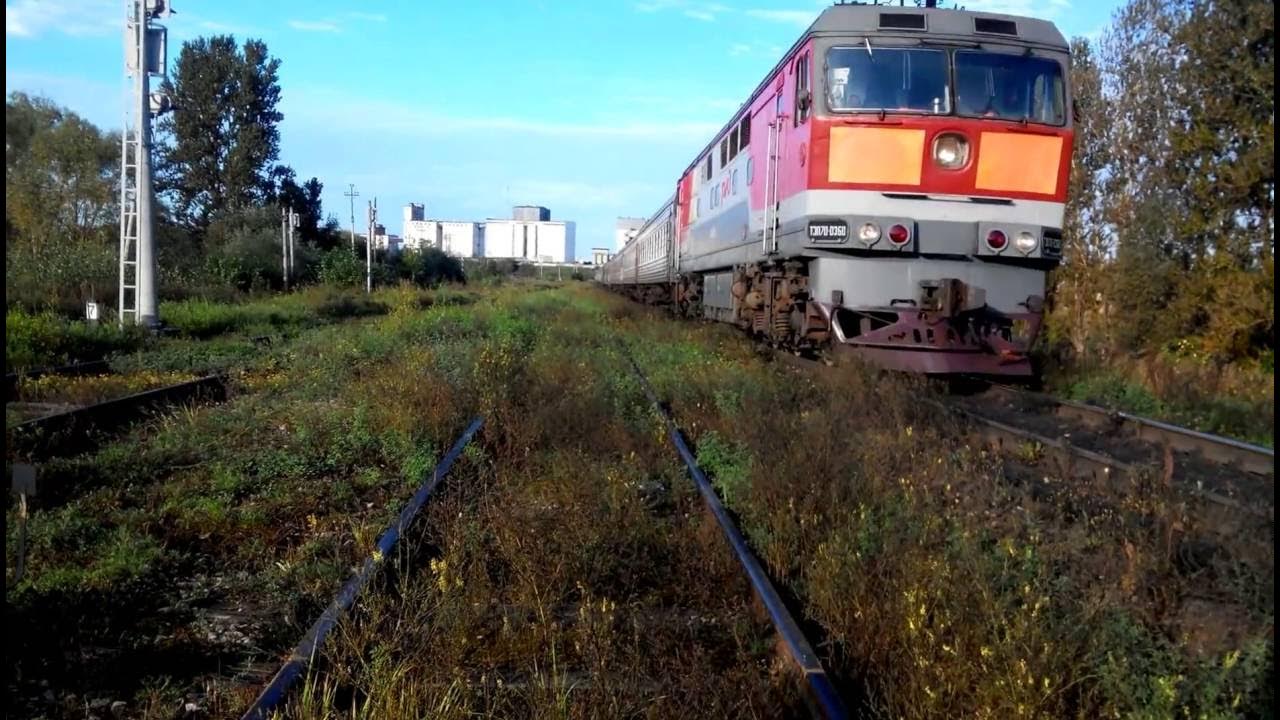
[1168,0,1274,265]
[273,167,325,245]
[156,35,283,231]
[5,93,118,253]
[1050,38,1113,358]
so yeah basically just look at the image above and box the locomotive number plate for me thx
[1042,235,1062,256]
[807,220,848,243]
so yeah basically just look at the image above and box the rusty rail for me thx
[7,375,227,459]
[982,384,1273,477]
[240,416,484,720]
[6,360,113,401]
[621,344,848,720]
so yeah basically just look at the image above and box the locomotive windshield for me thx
[826,47,950,113]
[824,46,1066,125]
[954,52,1065,124]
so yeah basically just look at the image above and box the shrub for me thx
[5,309,145,370]
[318,248,363,287]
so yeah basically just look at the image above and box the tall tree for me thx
[1169,0,1274,265]
[156,35,283,231]
[273,167,325,245]
[1053,38,1113,356]
[5,93,119,253]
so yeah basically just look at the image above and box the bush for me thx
[318,248,364,287]
[5,309,145,371]
[384,248,466,287]
[5,239,117,317]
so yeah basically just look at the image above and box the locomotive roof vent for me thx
[973,17,1019,36]
[878,12,927,30]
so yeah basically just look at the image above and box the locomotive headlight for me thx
[858,222,881,245]
[932,133,970,170]
[1014,231,1038,255]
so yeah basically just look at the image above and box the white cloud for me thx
[728,42,784,59]
[635,1,730,21]
[745,9,817,27]
[288,19,341,33]
[284,87,720,142]
[6,0,118,38]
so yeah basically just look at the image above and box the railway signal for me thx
[118,0,175,328]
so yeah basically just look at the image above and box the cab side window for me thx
[794,52,811,125]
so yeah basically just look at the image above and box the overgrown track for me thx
[5,360,112,401]
[7,374,228,460]
[772,350,1273,518]
[976,383,1274,477]
[950,383,1273,516]
[623,343,850,720]
[241,417,485,720]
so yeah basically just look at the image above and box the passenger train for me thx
[598,2,1074,377]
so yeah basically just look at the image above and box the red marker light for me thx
[888,224,910,245]
[986,229,1008,252]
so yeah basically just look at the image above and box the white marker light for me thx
[1015,231,1038,255]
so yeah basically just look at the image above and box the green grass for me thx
[6,282,1272,720]
[1054,363,1274,447]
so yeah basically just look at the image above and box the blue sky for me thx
[6,0,1121,258]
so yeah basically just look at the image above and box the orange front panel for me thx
[975,132,1063,195]
[827,127,925,186]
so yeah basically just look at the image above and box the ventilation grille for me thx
[879,13,926,30]
[974,17,1018,35]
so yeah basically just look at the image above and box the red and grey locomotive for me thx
[600,3,1074,377]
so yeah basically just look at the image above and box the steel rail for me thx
[7,374,227,459]
[240,416,485,720]
[984,383,1273,477]
[931,398,1270,518]
[6,360,113,401]
[621,345,849,720]
[773,350,1270,515]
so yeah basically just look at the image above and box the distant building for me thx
[485,218,576,263]
[439,221,484,258]
[400,218,483,258]
[591,247,612,266]
[512,205,550,222]
[402,219,439,252]
[374,223,402,253]
[615,217,645,249]
[400,202,573,262]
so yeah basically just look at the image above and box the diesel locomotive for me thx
[599,2,1074,377]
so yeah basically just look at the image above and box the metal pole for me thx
[281,208,289,291]
[135,0,158,327]
[366,199,375,294]
[345,184,359,254]
[289,210,298,282]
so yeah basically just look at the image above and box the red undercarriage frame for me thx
[830,305,1042,377]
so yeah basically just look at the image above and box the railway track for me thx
[239,349,850,720]
[622,344,849,720]
[7,374,228,461]
[241,417,486,720]
[770,349,1273,517]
